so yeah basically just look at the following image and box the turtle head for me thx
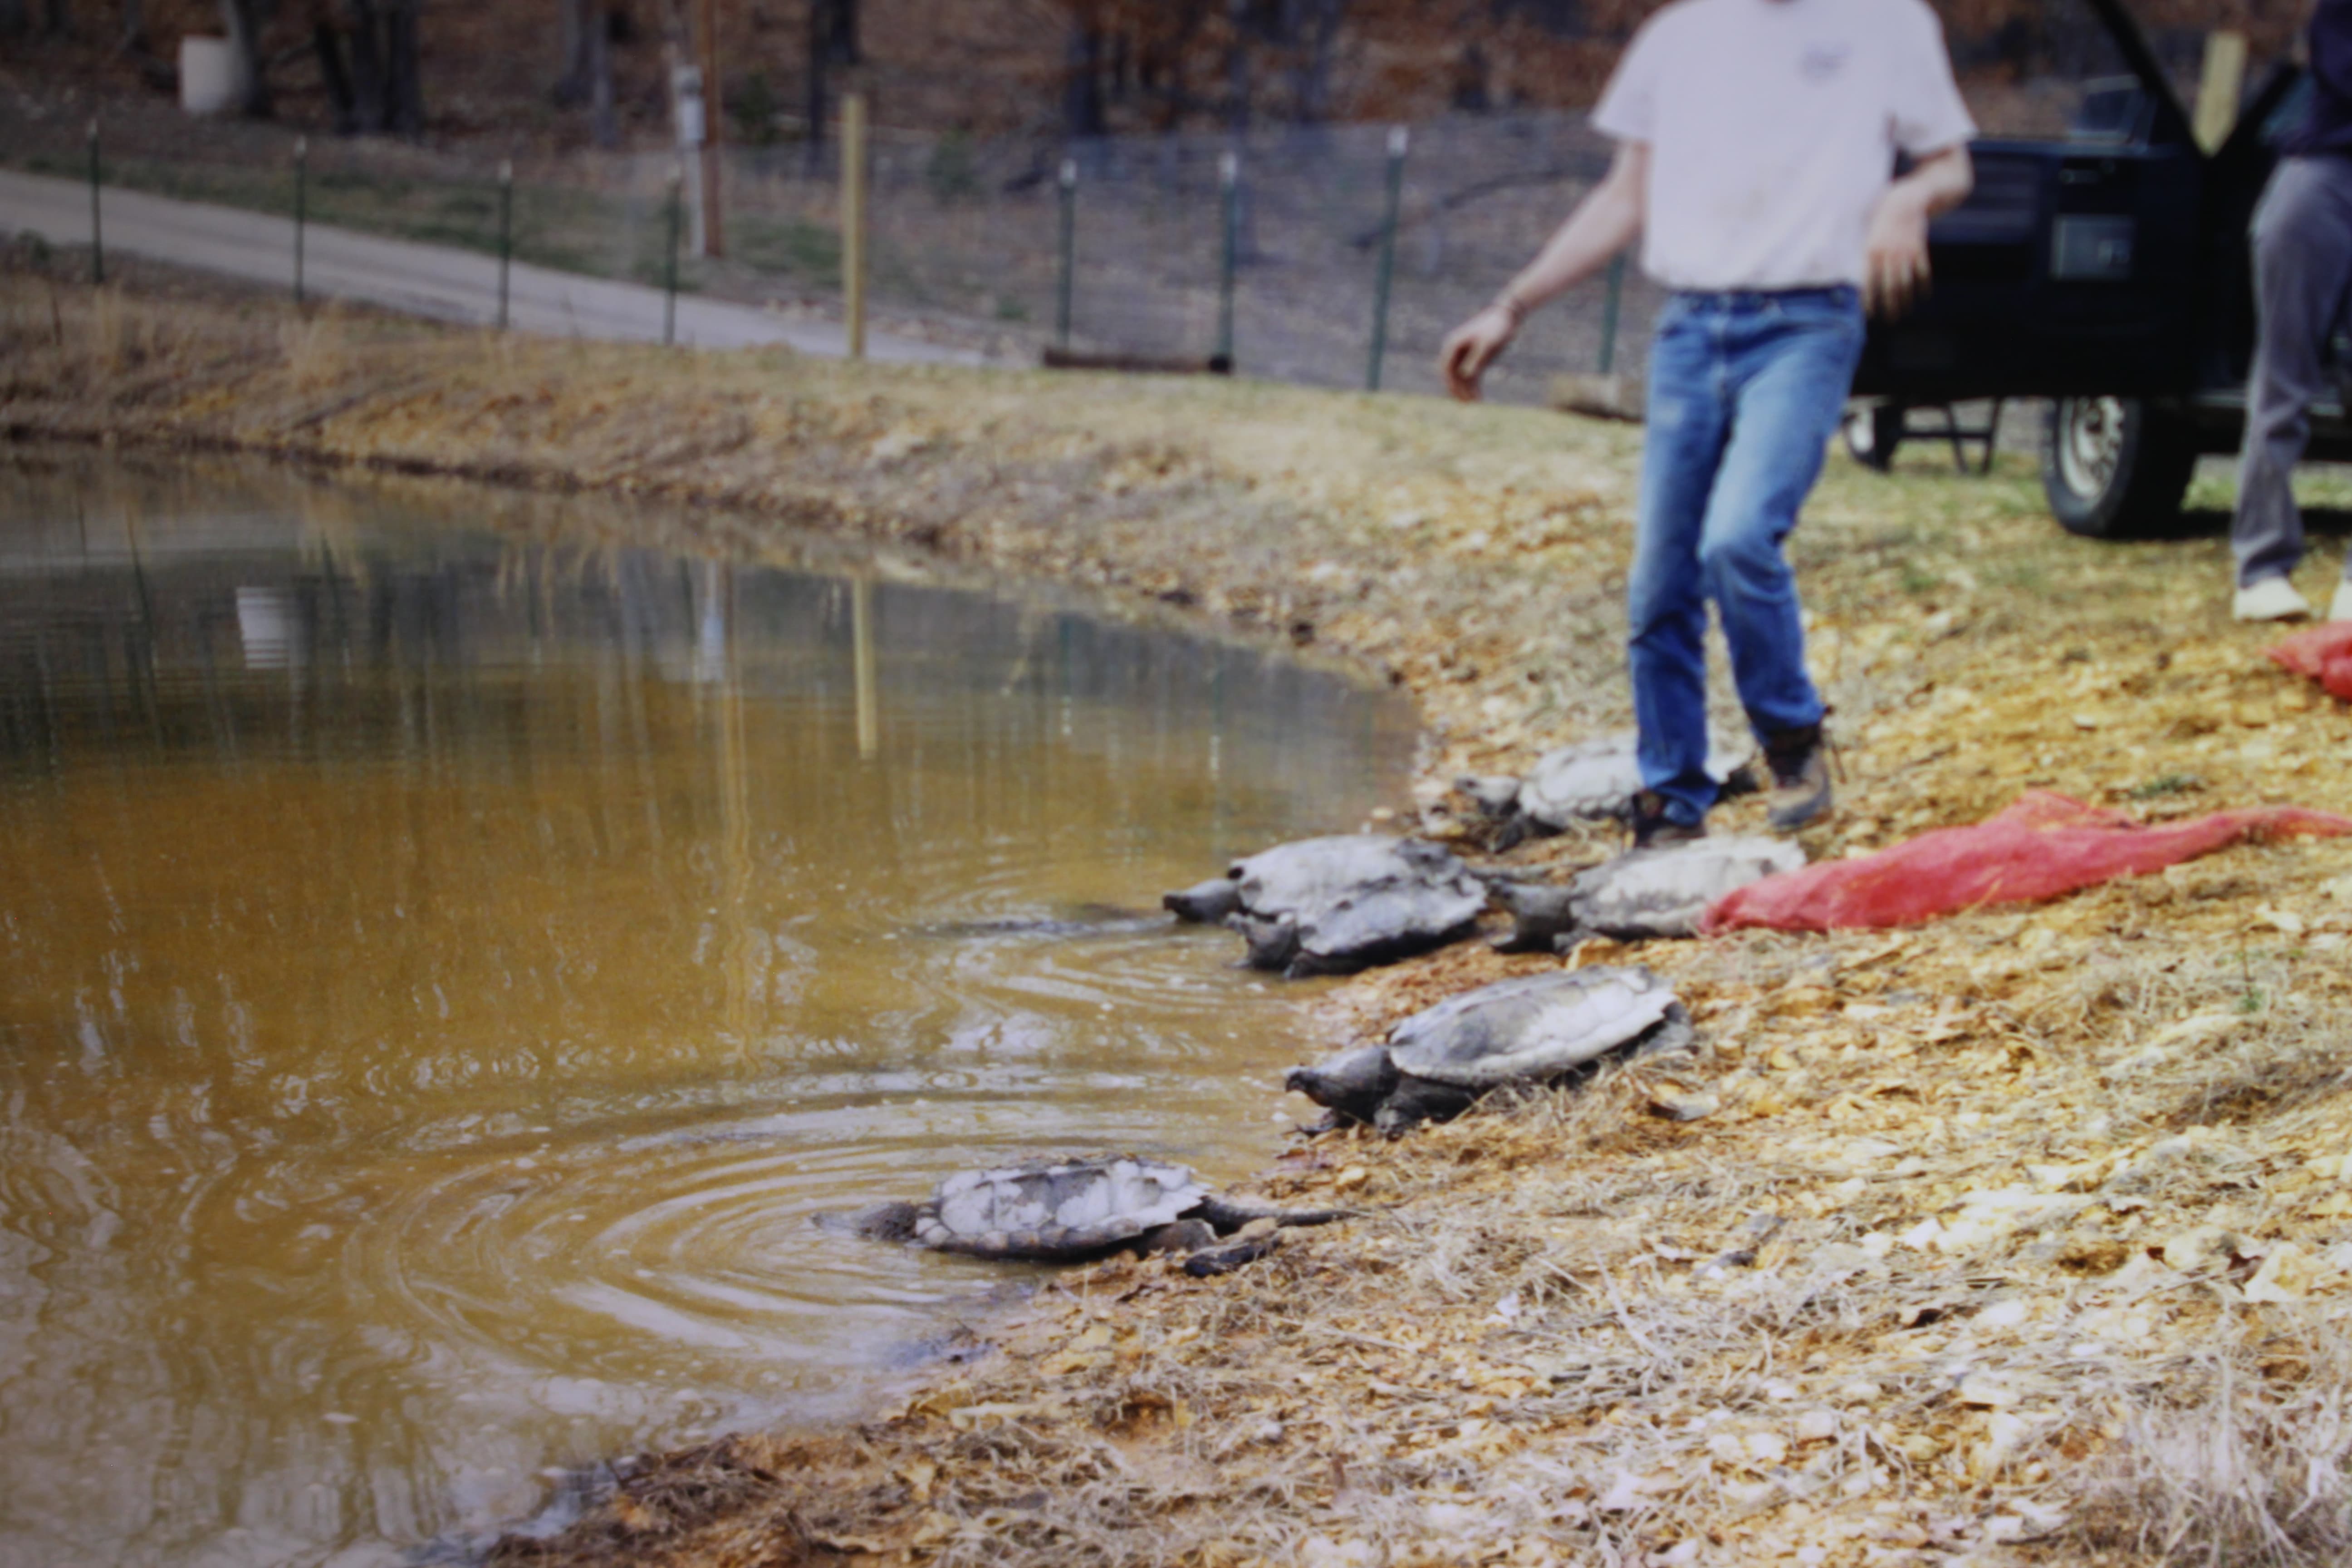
[819,1200,922,1244]
[1284,1044,1398,1125]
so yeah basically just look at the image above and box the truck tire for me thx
[2040,396,2196,539]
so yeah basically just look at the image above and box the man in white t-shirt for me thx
[1441,0,1975,845]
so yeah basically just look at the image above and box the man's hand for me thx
[1863,183,1933,320]
[1441,304,1519,402]
[1864,143,1972,320]
[1435,141,1648,402]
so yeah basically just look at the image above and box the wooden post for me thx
[86,120,103,285]
[1216,150,1239,368]
[293,137,307,306]
[1366,125,1407,392]
[496,160,514,330]
[842,91,868,359]
[696,0,725,255]
[1055,156,1077,348]
[2193,30,2249,154]
[664,162,683,345]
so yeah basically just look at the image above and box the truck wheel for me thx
[2040,396,2196,539]
[1841,403,1903,472]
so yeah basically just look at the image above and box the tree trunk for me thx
[1064,15,1105,138]
[222,0,274,116]
[587,1,614,147]
[1224,0,1250,132]
[0,0,25,40]
[315,19,358,130]
[804,0,829,161]
[554,0,590,105]
[804,0,855,166]
[384,0,423,137]
[1288,0,1344,122]
[120,0,145,54]
[346,0,386,131]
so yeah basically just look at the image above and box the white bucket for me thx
[179,35,246,116]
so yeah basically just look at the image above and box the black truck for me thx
[1848,0,2351,537]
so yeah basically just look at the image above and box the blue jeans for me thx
[1629,287,1863,827]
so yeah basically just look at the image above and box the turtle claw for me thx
[1141,1219,1218,1254]
[1180,1217,1283,1276]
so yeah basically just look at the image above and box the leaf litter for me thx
[11,252,2352,1566]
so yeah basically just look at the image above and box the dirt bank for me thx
[12,247,2352,1568]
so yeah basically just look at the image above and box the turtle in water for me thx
[1492,835,1805,951]
[821,1157,1347,1275]
[1477,732,1756,847]
[1286,966,1694,1134]
[1162,835,1487,977]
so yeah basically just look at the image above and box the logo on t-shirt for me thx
[1799,43,1850,82]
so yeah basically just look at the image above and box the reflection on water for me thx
[0,459,1416,1568]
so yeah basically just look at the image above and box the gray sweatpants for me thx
[2235,153,2352,589]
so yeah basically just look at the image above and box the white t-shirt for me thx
[1591,0,1975,292]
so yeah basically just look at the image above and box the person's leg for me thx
[2235,157,2352,603]
[1696,292,1862,748]
[1627,297,1733,831]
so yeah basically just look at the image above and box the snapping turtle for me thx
[1501,732,1756,838]
[1163,835,1487,977]
[1493,836,1806,951]
[823,1157,1345,1272]
[1286,966,1693,1134]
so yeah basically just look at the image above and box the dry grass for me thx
[14,252,2352,1568]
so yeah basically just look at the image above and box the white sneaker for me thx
[2333,578,2352,623]
[2234,576,2312,622]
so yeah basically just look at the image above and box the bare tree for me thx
[553,0,618,145]
[804,0,857,160]
[1064,3,1107,137]
[222,0,274,116]
[313,0,425,136]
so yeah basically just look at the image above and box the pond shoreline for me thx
[15,251,2352,1568]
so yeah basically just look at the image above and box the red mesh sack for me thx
[1702,790,2352,935]
[2268,623,2352,701]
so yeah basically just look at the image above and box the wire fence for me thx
[1,70,2145,402]
[2,91,1688,402]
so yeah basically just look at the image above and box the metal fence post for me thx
[1055,157,1077,350]
[293,137,308,306]
[664,162,683,346]
[1366,125,1408,392]
[496,160,514,330]
[1599,251,1626,376]
[842,92,869,360]
[1216,150,1239,369]
[86,120,103,285]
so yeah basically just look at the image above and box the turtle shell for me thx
[1519,732,1749,830]
[1386,967,1681,1088]
[912,1158,1211,1262]
[1228,836,1486,973]
[1567,835,1804,941]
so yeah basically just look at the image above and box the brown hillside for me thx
[0,0,2313,151]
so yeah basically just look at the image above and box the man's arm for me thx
[1863,142,1973,319]
[1440,141,1649,402]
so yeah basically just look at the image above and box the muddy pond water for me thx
[0,458,1417,1568]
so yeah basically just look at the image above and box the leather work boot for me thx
[1627,789,1706,850]
[1763,723,1833,833]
